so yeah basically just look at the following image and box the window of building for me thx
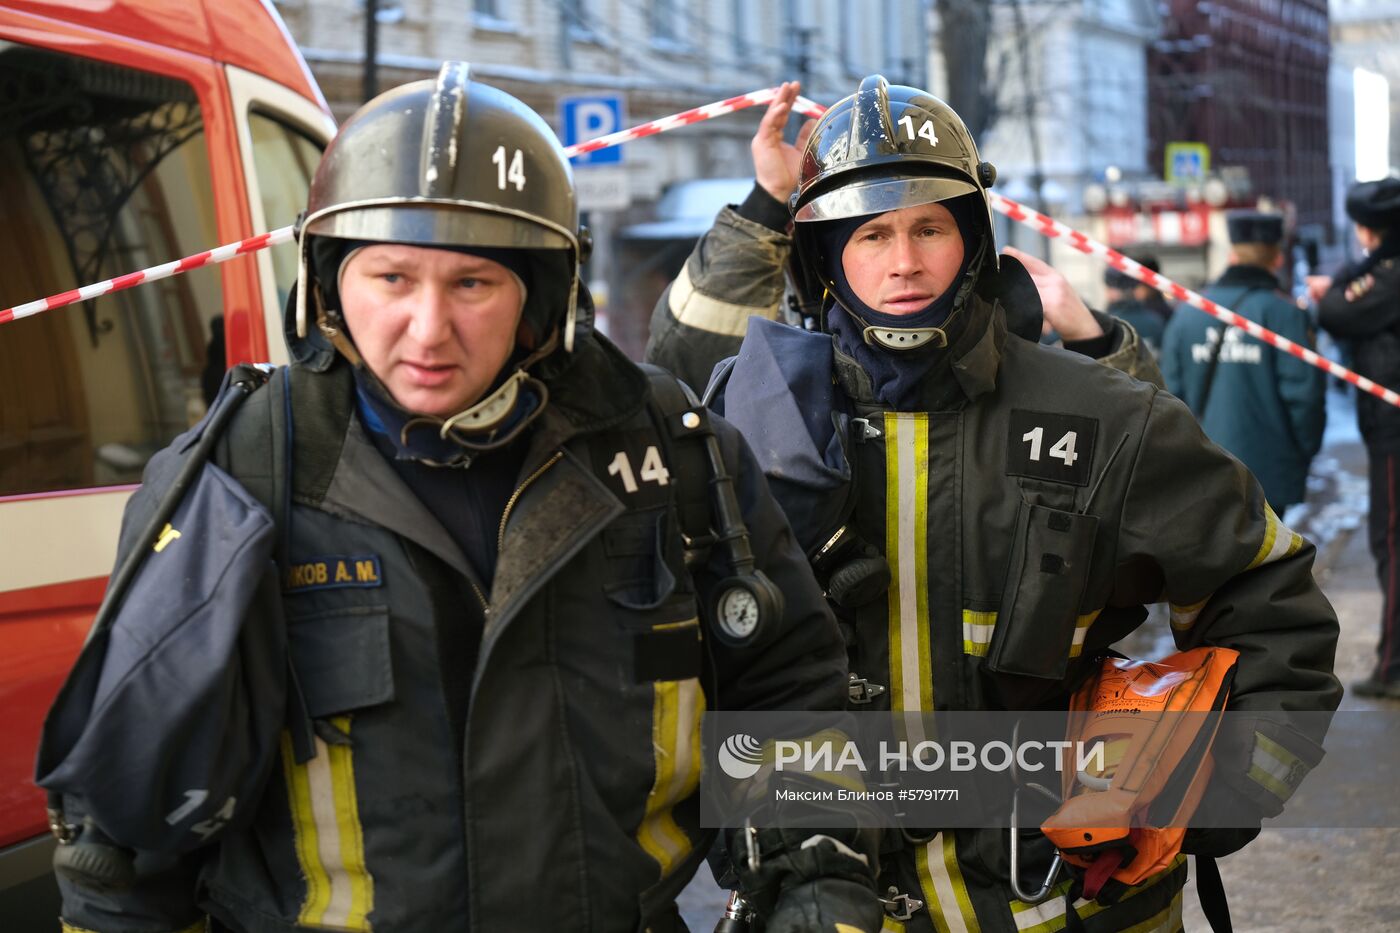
[733,0,755,60]
[561,0,596,40]
[248,113,322,312]
[841,1,878,76]
[0,45,222,497]
[650,0,679,43]
[473,0,516,31]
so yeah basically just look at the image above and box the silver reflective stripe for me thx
[668,263,777,336]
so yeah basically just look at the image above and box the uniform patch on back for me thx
[1006,409,1097,486]
[284,555,384,591]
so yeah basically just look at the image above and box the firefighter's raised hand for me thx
[1002,246,1104,342]
[753,81,817,204]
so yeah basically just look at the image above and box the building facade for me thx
[272,0,927,357]
[1148,0,1332,235]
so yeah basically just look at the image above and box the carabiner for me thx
[1009,783,1065,905]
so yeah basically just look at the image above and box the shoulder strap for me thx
[638,363,715,553]
[220,365,291,560]
[1195,285,1262,419]
[218,362,342,764]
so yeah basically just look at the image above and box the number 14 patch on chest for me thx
[1006,409,1098,486]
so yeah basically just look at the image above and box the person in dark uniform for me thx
[1161,211,1326,513]
[649,75,1341,932]
[1131,255,1175,326]
[1315,177,1400,699]
[48,66,881,933]
[1102,264,1164,356]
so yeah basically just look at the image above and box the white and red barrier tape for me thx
[988,193,1400,409]
[3,85,1393,409]
[0,87,818,328]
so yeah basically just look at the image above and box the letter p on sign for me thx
[560,95,625,165]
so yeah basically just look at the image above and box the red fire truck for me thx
[0,2,334,923]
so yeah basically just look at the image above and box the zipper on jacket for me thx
[466,576,489,614]
[497,451,564,553]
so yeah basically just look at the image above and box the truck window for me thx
[248,112,322,310]
[0,44,221,498]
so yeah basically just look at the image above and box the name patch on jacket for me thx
[284,555,384,592]
[1006,409,1097,486]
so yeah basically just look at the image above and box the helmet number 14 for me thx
[1021,426,1079,467]
[493,145,526,191]
[897,114,939,147]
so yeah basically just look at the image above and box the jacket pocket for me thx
[986,501,1098,680]
[603,507,684,614]
[286,605,394,718]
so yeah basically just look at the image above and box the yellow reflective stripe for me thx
[1012,856,1186,932]
[282,730,333,924]
[964,610,1098,658]
[1116,895,1185,933]
[668,263,777,336]
[942,832,980,931]
[1176,508,1303,636]
[653,617,699,631]
[1248,732,1302,802]
[912,832,980,933]
[1169,597,1209,632]
[1067,609,1101,659]
[327,719,373,928]
[1011,875,1077,931]
[963,610,996,657]
[281,717,373,931]
[885,413,934,715]
[784,729,869,793]
[1247,504,1304,570]
[637,677,704,877]
[880,919,908,933]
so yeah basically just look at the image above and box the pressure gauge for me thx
[709,571,784,647]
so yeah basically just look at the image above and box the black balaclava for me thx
[313,237,539,464]
[820,193,982,410]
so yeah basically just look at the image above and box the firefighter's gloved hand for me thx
[729,828,883,933]
[766,877,884,933]
[1182,778,1265,857]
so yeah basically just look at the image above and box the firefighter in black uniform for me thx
[649,75,1341,932]
[46,66,882,933]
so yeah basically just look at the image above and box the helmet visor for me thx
[795,174,978,223]
[305,201,576,253]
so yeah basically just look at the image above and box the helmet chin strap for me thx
[425,329,558,452]
[861,321,949,351]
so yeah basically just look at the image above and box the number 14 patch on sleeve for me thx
[1005,409,1098,486]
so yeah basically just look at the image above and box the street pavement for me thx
[678,391,1399,932]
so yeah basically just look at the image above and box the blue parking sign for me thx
[560,95,625,165]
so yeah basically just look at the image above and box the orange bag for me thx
[1040,646,1239,898]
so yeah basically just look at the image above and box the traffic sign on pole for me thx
[560,95,626,165]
